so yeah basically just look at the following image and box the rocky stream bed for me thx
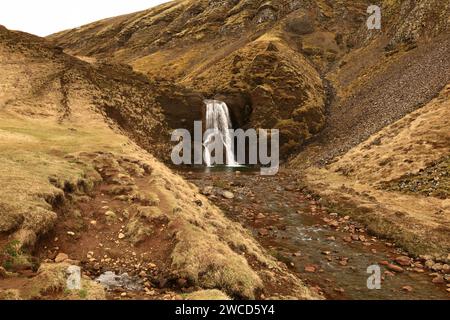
[179,167,450,300]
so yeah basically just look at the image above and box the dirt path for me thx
[180,168,450,300]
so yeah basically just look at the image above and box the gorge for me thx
[0,0,449,301]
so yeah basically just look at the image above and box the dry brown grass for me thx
[330,84,450,185]
[0,26,316,299]
[303,85,450,257]
[185,289,230,300]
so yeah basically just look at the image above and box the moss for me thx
[78,289,88,299]
[22,263,68,299]
[1,240,33,272]
[170,222,263,299]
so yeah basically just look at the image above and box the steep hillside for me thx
[49,0,449,160]
[291,0,450,165]
[0,27,316,300]
[49,0,365,157]
[304,84,450,257]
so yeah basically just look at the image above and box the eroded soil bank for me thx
[179,168,450,300]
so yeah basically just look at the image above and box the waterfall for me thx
[203,100,239,167]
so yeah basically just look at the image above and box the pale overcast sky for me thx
[0,1,170,37]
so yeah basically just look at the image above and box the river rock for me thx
[395,256,412,266]
[425,260,435,268]
[431,263,443,271]
[55,253,69,263]
[387,264,404,273]
[201,186,214,196]
[105,210,116,217]
[402,286,413,292]
[221,191,235,199]
[329,212,338,217]
[304,265,316,273]
[258,228,269,236]
[256,213,266,220]
[432,275,445,284]
[284,185,296,191]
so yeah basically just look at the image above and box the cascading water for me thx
[203,100,239,167]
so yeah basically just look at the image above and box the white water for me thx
[203,100,239,167]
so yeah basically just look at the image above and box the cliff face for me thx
[48,0,449,159]
[47,0,340,157]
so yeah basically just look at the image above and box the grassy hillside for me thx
[0,26,316,300]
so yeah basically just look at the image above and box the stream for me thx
[177,167,449,300]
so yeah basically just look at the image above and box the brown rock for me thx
[256,213,266,220]
[442,264,450,274]
[431,263,443,272]
[55,253,69,263]
[402,286,413,292]
[328,220,339,228]
[221,191,234,199]
[395,256,412,266]
[425,260,435,268]
[339,259,348,266]
[258,228,269,236]
[432,275,445,284]
[304,265,317,273]
[387,264,404,273]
